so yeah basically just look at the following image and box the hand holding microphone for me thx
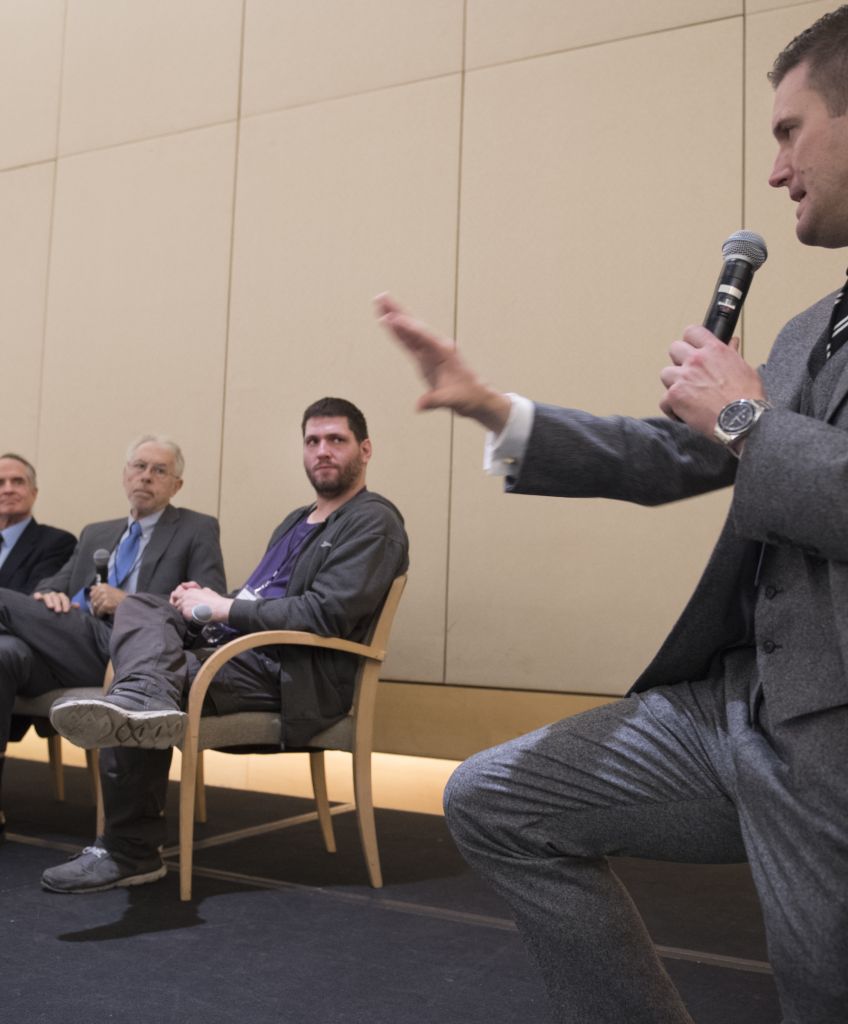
[172,586,234,643]
[184,603,213,643]
[89,548,125,617]
[659,231,769,433]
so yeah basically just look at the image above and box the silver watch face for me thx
[717,400,756,435]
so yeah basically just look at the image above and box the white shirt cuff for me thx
[483,394,534,476]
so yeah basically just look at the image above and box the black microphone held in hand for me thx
[93,548,110,584]
[703,230,768,342]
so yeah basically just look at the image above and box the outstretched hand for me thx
[374,293,512,434]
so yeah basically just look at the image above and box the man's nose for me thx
[768,152,789,189]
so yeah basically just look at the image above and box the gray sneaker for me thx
[41,846,167,894]
[49,694,186,749]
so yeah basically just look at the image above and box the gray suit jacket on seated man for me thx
[44,397,409,895]
[0,435,225,840]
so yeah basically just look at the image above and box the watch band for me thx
[713,398,772,452]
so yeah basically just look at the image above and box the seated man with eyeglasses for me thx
[0,435,225,839]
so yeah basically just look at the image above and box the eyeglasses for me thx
[127,460,177,479]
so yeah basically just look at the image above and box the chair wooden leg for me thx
[351,747,382,888]
[309,750,336,853]
[194,749,207,823]
[179,742,199,901]
[47,734,64,801]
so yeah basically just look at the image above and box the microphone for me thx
[703,230,768,342]
[93,548,110,584]
[185,603,213,643]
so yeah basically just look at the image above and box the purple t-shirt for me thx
[200,517,318,646]
[240,517,318,601]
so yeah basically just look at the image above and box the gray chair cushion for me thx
[13,688,105,717]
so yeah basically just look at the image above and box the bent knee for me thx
[0,635,34,673]
[443,747,511,847]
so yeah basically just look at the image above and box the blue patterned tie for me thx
[109,520,142,588]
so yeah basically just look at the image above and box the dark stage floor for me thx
[1,757,780,1023]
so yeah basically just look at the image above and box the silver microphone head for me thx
[722,230,768,270]
[191,603,213,624]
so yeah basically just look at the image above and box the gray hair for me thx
[0,452,37,488]
[126,435,185,479]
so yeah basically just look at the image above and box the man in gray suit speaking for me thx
[377,7,848,1023]
[0,435,225,839]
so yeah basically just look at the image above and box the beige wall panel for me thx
[0,0,64,170]
[743,1,845,368]
[374,681,617,760]
[222,78,462,680]
[36,126,236,535]
[745,0,830,13]
[448,22,742,693]
[0,164,54,459]
[58,0,242,155]
[465,0,741,68]
[241,0,463,116]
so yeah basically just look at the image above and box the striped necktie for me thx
[825,275,848,361]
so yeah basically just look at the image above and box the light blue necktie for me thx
[109,520,142,589]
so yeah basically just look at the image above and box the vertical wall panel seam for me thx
[217,0,248,527]
[35,0,70,468]
[444,1,468,685]
[741,6,749,359]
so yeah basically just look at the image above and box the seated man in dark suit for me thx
[0,453,75,595]
[43,398,408,893]
[0,435,226,840]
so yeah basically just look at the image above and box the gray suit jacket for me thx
[35,504,226,598]
[509,292,842,720]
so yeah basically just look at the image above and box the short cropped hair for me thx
[769,4,848,115]
[126,435,185,479]
[0,453,37,488]
[301,398,369,443]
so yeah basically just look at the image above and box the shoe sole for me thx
[49,699,186,749]
[41,862,168,894]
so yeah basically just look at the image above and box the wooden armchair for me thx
[12,663,113,809]
[177,575,407,901]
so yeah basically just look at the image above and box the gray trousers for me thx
[444,655,848,1024]
[0,588,112,750]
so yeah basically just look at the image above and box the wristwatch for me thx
[713,398,772,453]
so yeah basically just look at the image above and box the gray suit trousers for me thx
[0,588,112,750]
[444,657,848,1024]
